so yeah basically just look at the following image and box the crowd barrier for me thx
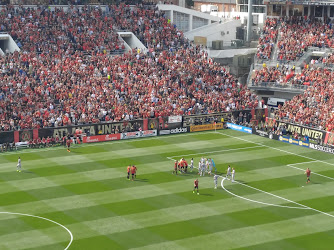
[0,109,266,145]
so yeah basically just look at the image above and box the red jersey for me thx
[174,162,178,170]
[194,179,198,187]
[131,166,137,174]
[127,166,131,173]
[306,169,311,177]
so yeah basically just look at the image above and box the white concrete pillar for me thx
[189,14,193,31]
[286,5,289,17]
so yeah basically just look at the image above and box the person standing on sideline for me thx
[226,165,231,179]
[193,178,199,195]
[213,173,219,189]
[231,168,235,183]
[305,168,311,184]
[17,156,22,172]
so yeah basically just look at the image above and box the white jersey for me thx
[231,169,235,182]
[190,159,194,167]
[213,174,219,181]
[18,158,21,166]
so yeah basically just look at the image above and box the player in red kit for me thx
[127,165,131,180]
[173,161,178,175]
[131,165,137,181]
[193,178,199,195]
[305,168,311,183]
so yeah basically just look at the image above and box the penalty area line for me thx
[221,177,334,219]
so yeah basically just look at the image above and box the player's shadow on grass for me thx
[22,170,34,174]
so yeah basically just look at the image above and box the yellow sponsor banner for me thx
[190,123,224,132]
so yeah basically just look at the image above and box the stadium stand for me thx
[0,3,258,131]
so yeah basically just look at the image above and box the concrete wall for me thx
[185,20,241,47]
[118,32,147,53]
[0,34,20,54]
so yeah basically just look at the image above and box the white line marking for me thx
[5,131,216,155]
[167,145,264,161]
[0,211,73,249]
[220,177,308,210]
[221,177,334,219]
[216,131,334,168]
[287,161,319,166]
[287,164,334,181]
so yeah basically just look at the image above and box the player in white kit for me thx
[198,160,202,176]
[190,158,194,172]
[213,173,219,189]
[231,168,235,182]
[226,165,231,179]
[17,156,21,172]
[208,158,213,175]
[201,160,206,176]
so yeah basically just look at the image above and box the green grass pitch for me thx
[0,129,334,249]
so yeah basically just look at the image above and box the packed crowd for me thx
[257,17,334,62]
[277,17,334,61]
[275,67,334,131]
[0,4,258,131]
[256,18,278,60]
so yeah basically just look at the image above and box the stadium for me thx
[0,0,334,249]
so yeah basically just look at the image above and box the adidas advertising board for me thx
[159,127,188,135]
[170,127,188,134]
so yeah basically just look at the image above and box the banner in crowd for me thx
[190,123,224,132]
[278,135,309,148]
[82,134,121,143]
[275,121,325,141]
[183,112,231,127]
[121,130,157,139]
[309,143,334,154]
[226,123,252,134]
[38,120,145,139]
[159,127,188,135]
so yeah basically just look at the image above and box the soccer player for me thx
[131,165,137,181]
[16,156,21,172]
[127,165,131,180]
[208,158,213,175]
[173,160,178,175]
[198,160,202,176]
[190,158,194,172]
[305,168,311,184]
[183,158,188,173]
[211,158,217,173]
[213,173,219,189]
[193,178,199,195]
[226,165,231,179]
[231,168,235,183]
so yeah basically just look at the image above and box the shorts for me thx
[194,185,198,189]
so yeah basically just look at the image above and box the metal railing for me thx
[250,81,308,91]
